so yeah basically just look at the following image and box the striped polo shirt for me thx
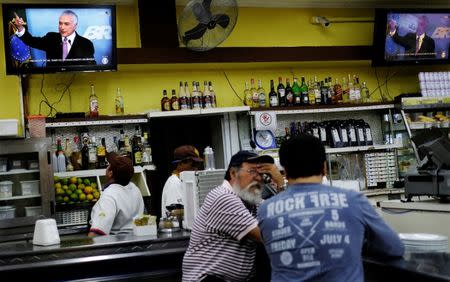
[182,180,258,282]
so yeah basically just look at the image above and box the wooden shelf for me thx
[147,106,250,118]
[0,169,39,176]
[117,46,372,64]
[54,165,156,178]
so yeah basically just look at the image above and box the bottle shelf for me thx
[0,169,40,176]
[54,165,156,178]
[399,96,450,111]
[45,115,148,128]
[0,194,41,201]
[249,102,394,115]
[257,143,403,155]
[147,106,250,118]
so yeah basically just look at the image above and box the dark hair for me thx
[279,134,326,179]
[107,153,134,186]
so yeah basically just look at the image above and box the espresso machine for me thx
[404,128,450,202]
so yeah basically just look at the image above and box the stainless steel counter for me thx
[0,231,190,281]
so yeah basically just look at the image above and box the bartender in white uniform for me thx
[161,145,203,217]
[88,153,144,236]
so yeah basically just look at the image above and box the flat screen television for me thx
[2,4,117,75]
[372,9,450,66]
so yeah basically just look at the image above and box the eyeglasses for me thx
[241,168,259,177]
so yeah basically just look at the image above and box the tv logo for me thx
[83,26,112,40]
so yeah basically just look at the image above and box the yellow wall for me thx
[0,5,448,124]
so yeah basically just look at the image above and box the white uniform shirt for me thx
[161,174,183,217]
[90,182,144,235]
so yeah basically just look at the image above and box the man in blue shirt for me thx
[257,134,404,282]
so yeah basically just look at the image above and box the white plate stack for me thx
[399,233,448,253]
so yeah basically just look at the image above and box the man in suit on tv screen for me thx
[388,15,436,59]
[12,10,96,67]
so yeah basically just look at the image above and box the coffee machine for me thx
[404,129,450,202]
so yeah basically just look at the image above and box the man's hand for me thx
[256,163,284,190]
[12,12,25,32]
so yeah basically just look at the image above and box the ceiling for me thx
[0,0,448,8]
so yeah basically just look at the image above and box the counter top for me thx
[364,252,450,282]
[380,199,450,212]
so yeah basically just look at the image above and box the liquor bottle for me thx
[197,82,204,108]
[320,80,327,105]
[81,134,89,170]
[88,137,98,170]
[353,75,362,104]
[250,79,259,108]
[268,79,279,107]
[132,135,143,166]
[257,79,267,108]
[115,87,124,115]
[300,76,309,105]
[184,82,192,109]
[141,132,152,165]
[361,81,370,103]
[348,75,355,103]
[327,77,334,105]
[292,77,301,106]
[161,90,170,111]
[203,81,212,108]
[307,80,315,105]
[285,78,294,106]
[89,84,99,117]
[71,136,82,171]
[124,134,132,159]
[64,138,74,171]
[170,89,180,111]
[342,77,350,103]
[314,81,321,104]
[56,138,66,172]
[209,81,217,108]
[244,81,252,106]
[178,81,189,110]
[191,81,201,109]
[284,127,291,141]
[277,77,286,107]
[97,138,107,169]
[333,78,343,104]
[118,129,125,152]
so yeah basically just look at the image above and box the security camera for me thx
[311,16,331,28]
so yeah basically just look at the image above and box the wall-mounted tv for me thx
[2,4,117,75]
[372,9,450,66]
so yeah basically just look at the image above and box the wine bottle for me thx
[89,84,99,117]
[268,79,279,107]
[277,77,286,107]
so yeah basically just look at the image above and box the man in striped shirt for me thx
[182,150,284,282]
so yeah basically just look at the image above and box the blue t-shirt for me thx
[257,183,404,282]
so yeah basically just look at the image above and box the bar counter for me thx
[0,231,190,281]
[0,230,449,281]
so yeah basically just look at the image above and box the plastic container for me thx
[9,159,25,170]
[0,158,7,172]
[25,206,42,217]
[27,115,46,138]
[27,160,39,170]
[203,146,215,170]
[0,206,16,219]
[33,219,60,246]
[20,180,40,196]
[0,181,13,198]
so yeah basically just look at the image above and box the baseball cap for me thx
[229,150,274,167]
[106,152,134,186]
[173,145,203,164]
[225,150,274,180]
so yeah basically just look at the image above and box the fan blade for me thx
[202,0,212,13]
[192,2,212,24]
[213,14,230,29]
[183,23,208,44]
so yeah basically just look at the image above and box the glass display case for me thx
[0,138,54,242]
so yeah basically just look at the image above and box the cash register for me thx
[404,128,450,202]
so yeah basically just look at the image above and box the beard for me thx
[232,181,263,205]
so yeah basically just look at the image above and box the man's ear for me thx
[230,167,238,180]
